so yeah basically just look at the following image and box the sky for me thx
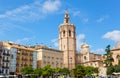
[0,0,120,54]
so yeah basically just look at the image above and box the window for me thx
[84,56,87,60]
[63,30,65,37]
[64,45,65,49]
[69,30,71,37]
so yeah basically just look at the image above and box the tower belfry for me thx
[59,10,76,69]
[64,10,71,24]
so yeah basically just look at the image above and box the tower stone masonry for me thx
[59,10,76,69]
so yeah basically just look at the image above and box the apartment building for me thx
[35,45,64,68]
[0,41,37,75]
[0,42,11,75]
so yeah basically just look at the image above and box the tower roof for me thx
[63,10,71,24]
[81,42,89,48]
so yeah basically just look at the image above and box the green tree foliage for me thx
[70,65,98,78]
[114,62,120,73]
[33,68,42,77]
[107,66,114,75]
[85,66,94,76]
[60,68,69,74]
[70,69,77,78]
[104,45,114,67]
[54,67,61,73]
[76,65,86,78]
[22,66,34,74]
[93,67,98,76]
[42,65,53,77]
[104,45,114,75]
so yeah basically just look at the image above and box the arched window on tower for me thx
[66,18,68,23]
[63,30,65,37]
[69,30,71,37]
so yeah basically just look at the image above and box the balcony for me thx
[24,64,27,66]
[24,53,28,56]
[16,63,19,66]
[30,58,33,61]
[2,59,10,62]
[2,66,9,69]
[0,70,3,73]
[3,53,10,56]
[30,53,33,56]
[16,58,20,60]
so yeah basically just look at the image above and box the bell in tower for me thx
[64,10,70,24]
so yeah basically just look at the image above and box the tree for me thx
[104,45,114,75]
[22,66,34,74]
[60,68,69,74]
[75,65,86,78]
[85,66,92,76]
[54,67,61,73]
[42,65,53,78]
[104,45,114,67]
[93,67,98,76]
[33,68,42,77]
[70,69,77,78]
[114,63,120,73]
[60,68,69,77]
[107,66,114,75]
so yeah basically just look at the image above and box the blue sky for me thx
[0,0,120,54]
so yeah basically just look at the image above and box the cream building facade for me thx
[76,42,106,76]
[76,42,103,67]
[111,42,120,65]
[35,45,64,68]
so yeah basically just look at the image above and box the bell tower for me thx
[59,10,76,69]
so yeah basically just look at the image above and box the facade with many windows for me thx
[0,42,10,75]
[35,45,64,68]
[0,41,37,75]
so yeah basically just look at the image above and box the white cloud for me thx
[42,0,61,13]
[76,34,85,51]
[0,0,61,36]
[73,11,80,17]
[103,30,120,42]
[96,15,109,23]
[0,0,61,22]
[51,38,59,48]
[82,18,89,23]
[92,48,105,54]
[15,36,35,44]
[0,22,31,36]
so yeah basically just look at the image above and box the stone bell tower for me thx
[59,10,76,69]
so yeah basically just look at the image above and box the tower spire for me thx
[64,10,71,24]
